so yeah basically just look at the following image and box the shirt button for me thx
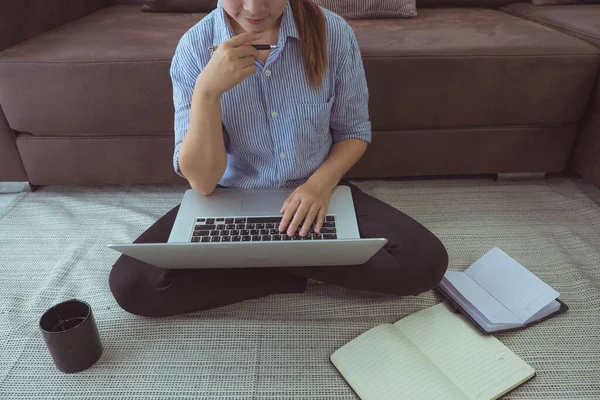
[265,69,271,77]
[271,111,278,118]
[279,152,286,160]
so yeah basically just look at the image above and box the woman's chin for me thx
[242,25,266,34]
[239,19,271,33]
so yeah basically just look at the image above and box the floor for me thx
[1,177,599,399]
[0,193,20,211]
[0,181,28,211]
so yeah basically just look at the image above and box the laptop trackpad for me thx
[241,192,290,213]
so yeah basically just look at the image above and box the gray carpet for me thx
[1,178,600,399]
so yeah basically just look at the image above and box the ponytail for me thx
[289,0,327,90]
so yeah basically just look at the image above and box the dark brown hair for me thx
[289,0,328,90]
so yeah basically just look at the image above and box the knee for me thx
[407,237,449,295]
[109,258,161,317]
[382,234,448,297]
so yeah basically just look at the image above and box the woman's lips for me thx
[243,16,265,25]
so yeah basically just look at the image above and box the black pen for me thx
[208,44,279,51]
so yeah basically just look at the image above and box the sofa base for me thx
[573,105,600,189]
[496,172,547,181]
[0,107,28,182]
[16,134,187,185]
[16,126,576,185]
[349,125,576,178]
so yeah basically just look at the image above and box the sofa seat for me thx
[0,5,202,184]
[498,3,600,188]
[1,4,599,184]
[500,3,600,48]
[498,3,600,189]
[0,5,205,137]
[349,8,599,131]
[573,74,600,188]
[2,6,598,137]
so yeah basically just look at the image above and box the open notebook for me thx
[438,248,568,334]
[331,303,535,400]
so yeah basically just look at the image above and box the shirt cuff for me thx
[173,146,185,178]
[332,121,372,144]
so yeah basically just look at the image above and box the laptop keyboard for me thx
[190,215,337,243]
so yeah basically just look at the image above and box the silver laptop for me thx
[108,185,387,269]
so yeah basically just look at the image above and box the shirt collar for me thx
[212,1,299,47]
[278,2,300,42]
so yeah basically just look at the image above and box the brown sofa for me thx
[1,0,599,187]
[574,74,600,189]
[498,2,600,188]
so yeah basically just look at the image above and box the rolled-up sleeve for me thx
[330,27,372,144]
[170,33,202,176]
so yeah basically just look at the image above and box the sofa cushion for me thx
[0,6,205,137]
[572,75,600,188]
[416,0,519,8]
[0,6,598,137]
[314,0,416,19]
[141,0,216,13]
[111,0,144,4]
[500,3,600,47]
[531,0,579,5]
[0,0,108,51]
[349,8,599,131]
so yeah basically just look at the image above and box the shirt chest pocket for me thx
[293,96,335,155]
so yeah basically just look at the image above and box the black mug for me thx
[39,299,103,373]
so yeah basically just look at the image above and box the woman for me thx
[109,0,448,317]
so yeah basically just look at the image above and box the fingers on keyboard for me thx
[192,216,337,242]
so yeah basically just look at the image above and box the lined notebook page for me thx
[465,247,559,322]
[395,303,535,400]
[330,324,467,400]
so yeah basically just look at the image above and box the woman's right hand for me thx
[195,32,262,97]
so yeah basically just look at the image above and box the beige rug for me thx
[1,177,599,399]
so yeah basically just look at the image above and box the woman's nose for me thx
[244,0,267,16]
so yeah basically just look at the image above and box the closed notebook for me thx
[438,248,568,334]
[331,303,535,400]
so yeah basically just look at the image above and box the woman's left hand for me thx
[279,179,334,237]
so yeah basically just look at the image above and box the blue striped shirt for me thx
[170,0,371,188]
